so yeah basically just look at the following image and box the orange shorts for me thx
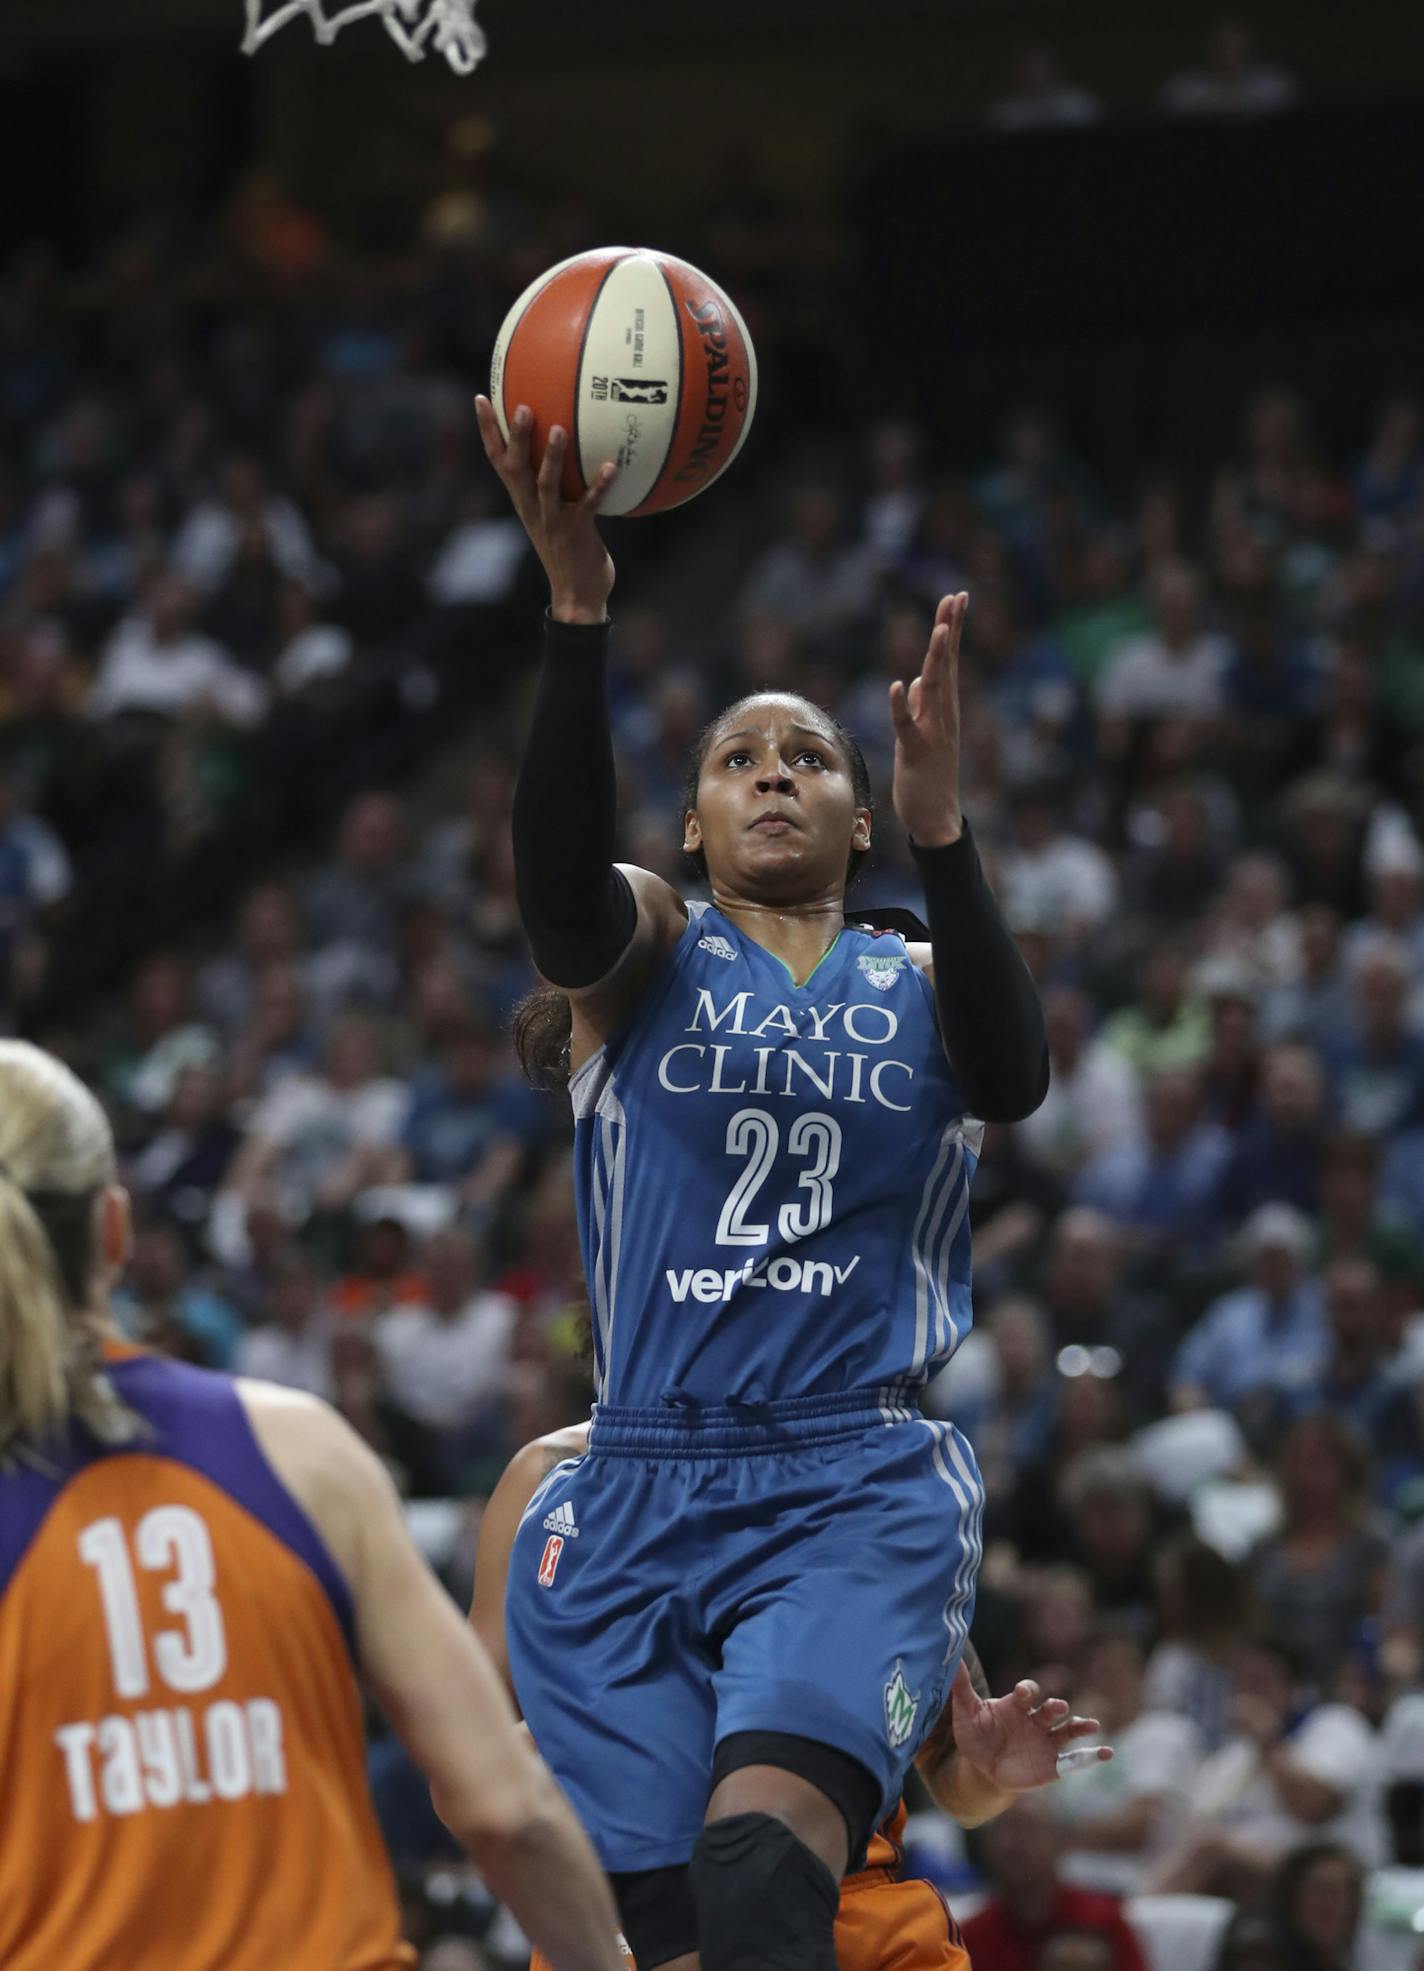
[530,1876,969,1971]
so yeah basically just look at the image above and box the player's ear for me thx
[683,809,703,856]
[852,808,872,852]
[97,1185,132,1281]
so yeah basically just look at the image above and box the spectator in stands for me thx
[304,789,411,969]
[1018,989,1143,1183]
[398,1017,543,1209]
[1058,1446,1163,1641]
[1259,903,1352,1049]
[1052,1628,1203,1895]
[1160,19,1300,118]
[1029,1209,1175,1420]
[224,1009,409,1223]
[1152,1634,1382,1897]
[1171,1203,1326,1418]
[235,1247,334,1399]
[1074,1064,1230,1253]
[997,786,1119,951]
[1272,1841,1364,1971]
[1197,964,1263,1131]
[1293,1258,1410,1446]
[1249,1414,1390,1687]
[330,1214,429,1320]
[1323,940,1424,1137]
[199,881,304,1036]
[1144,1535,1253,1752]
[986,41,1103,133]
[1215,1043,1327,1223]
[1382,1522,1424,1691]
[737,481,876,641]
[1095,560,1231,730]
[1343,828,1424,976]
[105,951,219,1121]
[112,1217,243,1369]
[126,1056,240,1234]
[1101,942,1212,1078]
[376,1226,516,1487]
[88,571,268,727]
[959,1794,1148,1971]
[1122,781,1229,936]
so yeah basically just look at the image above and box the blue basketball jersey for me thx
[570,903,982,1409]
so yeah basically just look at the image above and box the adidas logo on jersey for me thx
[542,1501,579,1539]
[698,934,737,961]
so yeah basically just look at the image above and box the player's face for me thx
[685,697,871,902]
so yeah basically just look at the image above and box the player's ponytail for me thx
[0,1041,141,1461]
[512,986,574,1091]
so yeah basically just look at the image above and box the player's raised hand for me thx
[948,1659,1113,1794]
[889,591,966,848]
[474,395,617,625]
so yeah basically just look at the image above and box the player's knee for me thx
[690,1813,839,1971]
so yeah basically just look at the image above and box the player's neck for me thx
[713,891,845,987]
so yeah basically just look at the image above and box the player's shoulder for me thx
[904,940,933,977]
[487,1422,591,1523]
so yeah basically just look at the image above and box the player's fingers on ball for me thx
[581,461,618,513]
[1056,1715,1101,1740]
[505,402,533,473]
[1015,1679,1040,1708]
[1037,1696,1070,1722]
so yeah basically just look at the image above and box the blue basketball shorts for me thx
[503,1392,983,1872]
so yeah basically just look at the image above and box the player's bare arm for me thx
[471,1423,591,1699]
[242,1386,624,1971]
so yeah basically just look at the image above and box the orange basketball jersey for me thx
[0,1346,414,1971]
[530,1797,968,1971]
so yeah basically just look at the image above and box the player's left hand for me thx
[890,592,966,849]
[949,1659,1113,1794]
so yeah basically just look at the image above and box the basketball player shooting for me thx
[475,393,1050,1971]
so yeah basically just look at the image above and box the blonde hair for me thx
[0,1040,139,1459]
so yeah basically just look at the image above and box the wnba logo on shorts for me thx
[538,1535,564,1588]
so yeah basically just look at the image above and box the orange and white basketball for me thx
[489,246,758,517]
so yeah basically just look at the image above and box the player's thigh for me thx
[505,1459,716,1871]
[709,1418,983,1822]
[836,1881,970,1971]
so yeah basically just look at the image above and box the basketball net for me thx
[242,0,487,74]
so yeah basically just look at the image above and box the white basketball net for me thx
[243,0,487,74]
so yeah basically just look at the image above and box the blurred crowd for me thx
[5,82,1424,1971]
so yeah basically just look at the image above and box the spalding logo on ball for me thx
[490,247,758,516]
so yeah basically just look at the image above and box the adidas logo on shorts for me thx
[698,934,737,961]
[542,1500,579,1539]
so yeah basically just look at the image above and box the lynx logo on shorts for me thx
[884,1661,920,1749]
[858,953,904,992]
[698,933,737,961]
[538,1535,564,1588]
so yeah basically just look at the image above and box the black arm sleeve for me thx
[911,822,1050,1124]
[511,613,637,989]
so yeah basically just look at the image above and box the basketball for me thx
[489,246,758,517]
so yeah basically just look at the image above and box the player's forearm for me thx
[465,1764,626,1971]
[920,1749,1016,1829]
[910,824,1050,1123]
[512,614,636,987]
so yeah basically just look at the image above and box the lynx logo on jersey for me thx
[884,1660,919,1749]
[698,933,737,961]
[537,1535,564,1588]
[858,953,904,992]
